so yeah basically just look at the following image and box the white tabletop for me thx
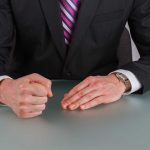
[0,80,150,150]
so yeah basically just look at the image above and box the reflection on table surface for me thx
[0,80,150,150]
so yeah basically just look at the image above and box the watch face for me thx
[117,73,126,81]
[115,73,131,92]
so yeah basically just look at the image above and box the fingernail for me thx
[48,90,53,97]
[48,93,52,97]
[69,104,76,110]
[80,105,85,110]
[50,91,53,97]
[61,103,67,109]
[63,105,67,109]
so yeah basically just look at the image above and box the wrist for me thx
[111,73,131,93]
[108,74,126,93]
[0,79,14,104]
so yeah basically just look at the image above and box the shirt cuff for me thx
[111,69,142,95]
[0,75,12,81]
[0,75,12,106]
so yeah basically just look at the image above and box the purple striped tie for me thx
[60,0,81,46]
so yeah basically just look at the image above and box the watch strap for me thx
[112,72,132,92]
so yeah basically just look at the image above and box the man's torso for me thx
[4,0,133,79]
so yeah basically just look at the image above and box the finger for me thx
[68,90,102,110]
[21,83,48,97]
[63,93,68,98]
[61,86,97,109]
[18,111,43,119]
[80,96,106,110]
[62,77,91,101]
[30,104,46,112]
[20,96,48,105]
[25,73,53,97]
[29,96,48,105]
[20,104,46,113]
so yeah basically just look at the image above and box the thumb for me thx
[25,73,53,97]
[47,82,53,97]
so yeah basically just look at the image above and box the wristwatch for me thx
[112,72,131,92]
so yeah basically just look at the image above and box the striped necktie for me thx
[60,0,81,46]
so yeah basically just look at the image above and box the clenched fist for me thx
[61,74,126,110]
[0,73,52,118]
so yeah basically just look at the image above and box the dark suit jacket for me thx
[0,0,150,93]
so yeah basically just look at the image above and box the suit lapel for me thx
[65,0,101,63]
[39,0,66,61]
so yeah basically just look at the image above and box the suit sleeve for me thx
[120,0,150,93]
[0,0,15,76]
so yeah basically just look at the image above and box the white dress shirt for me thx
[0,75,12,81]
[111,69,142,95]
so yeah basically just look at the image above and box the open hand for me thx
[61,75,126,110]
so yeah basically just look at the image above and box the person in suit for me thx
[0,0,150,118]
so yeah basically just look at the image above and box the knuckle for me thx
[19,83,26,89]
[87,76,95,82]
[21,95,30,104]
[23,78,30,83]
[17,101,24,106]
[78,91,85,97]
[73,88,78,93]
[86,93,93,99]
[17,108,26,118]
[32,73,40,78]
[32,73,39,76]
[94,82,102,88]
[21,76,30,83]
[71,87,77,93]
[20,87,28,94]
[19,84,29,93]
[17,98,26,106]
